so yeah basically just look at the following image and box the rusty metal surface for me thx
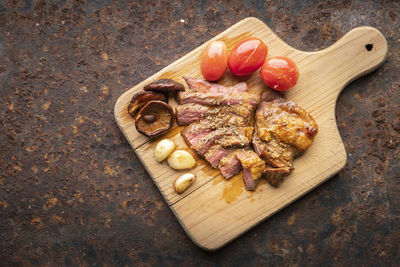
[0,0,399,266]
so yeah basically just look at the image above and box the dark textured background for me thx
[1,0,399,266]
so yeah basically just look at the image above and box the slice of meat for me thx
[198,110,249,128]
[192,127,253,155]
[181,124,213,148]
[175,104,215,125]
[256,99,318,151]
[180,112,249,139]
[219,149,266,190]
[219,151,242,179]
[235,150,266,191]
[184,77,247,94]
[252,129,296,169]
[175,103,254,125]
[253,98,318,185]
[182,119,253,155]
[217,127,254,148]
[177,91,259,107]
[228,104,255,119]
[263,166,292,186]
[204,145,232,168]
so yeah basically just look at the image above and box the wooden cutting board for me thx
[114,17,387,250]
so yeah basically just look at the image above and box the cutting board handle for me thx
[294,26,388,102]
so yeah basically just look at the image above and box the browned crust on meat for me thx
[252,129,297,169]
[262,166,292,186]
[256,99,318,151]
[177,91,259,106]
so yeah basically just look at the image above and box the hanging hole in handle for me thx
[365,44,373,51]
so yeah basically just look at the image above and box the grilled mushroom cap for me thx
[144,79,185,93]
[127,91,167,118]
[135,100,174,137]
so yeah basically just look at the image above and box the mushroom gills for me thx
[135,100,174,137]
[128,91,167,118]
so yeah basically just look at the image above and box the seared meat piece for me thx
[184,77,247,94]
[181,123,215,149]
[235,149,266,191]
[256,99,318,151]
[252,129,296,169]
[177,91,259,107]
[262,166,292,186]
[219,148,265,190]
[175,104,215,125]
[178,79,259,186]
[204,145,232,168]
[181,123,213,147]
[180,112,249,138]
[217,127,254,147]
[183,126,253,155]
[180,104,254,152]
[175,103,254,125]
[254,98,318,184]
[219,151,242,179]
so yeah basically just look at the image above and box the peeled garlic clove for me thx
[154,139,176,162]
[175,173,196,194]
[167,150,196,170]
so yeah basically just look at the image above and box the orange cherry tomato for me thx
[228,37,268,76]
[260,56,299,91]
[200,41,228,81]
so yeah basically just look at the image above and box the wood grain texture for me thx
[114,17,387,250]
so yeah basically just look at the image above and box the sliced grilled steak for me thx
[175,103,254,125]
[181,116,253,152]
[217,127,253,147]
[177,91,259,107]
[204,145,232,168]
[219,148,265,189]
[180,112,249,138]
[181,123,213,148]
[253,98,318,185]
[235,149,266,191]
[263,166,292,186]
[175,104,215,125]
[190,127,253,155]
[252,129,296,169]
[256,99,318,151]
[184,77,247,94]
[175,78,318,190]
[219,151,242,179]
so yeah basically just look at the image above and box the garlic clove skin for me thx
[167,150,196,170]
[175,173,196,194]
[154,139,176,162]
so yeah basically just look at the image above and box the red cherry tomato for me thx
[228,37,268,76]
[200,41,228,81]
[260,56,299,91]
